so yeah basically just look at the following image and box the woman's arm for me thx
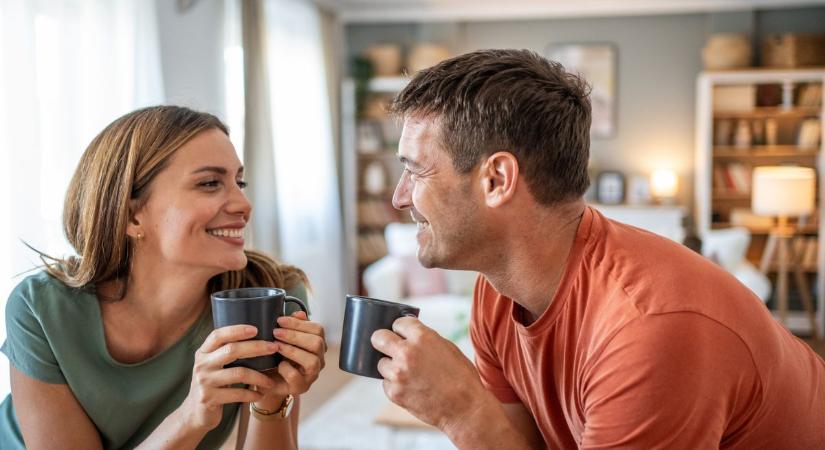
[12,324,281,450]
[10,366,103,450]
[239,311,326,450]
[236,396,300,450]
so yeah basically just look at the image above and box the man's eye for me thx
[237,180,248,189]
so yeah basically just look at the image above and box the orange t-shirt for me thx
[470,206,825,449]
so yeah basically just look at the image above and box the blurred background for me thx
[1,1,824,449]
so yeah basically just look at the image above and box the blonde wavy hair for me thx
[42,105,307,297]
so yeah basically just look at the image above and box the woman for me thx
[0,106,326,449]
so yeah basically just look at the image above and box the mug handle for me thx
[284,295,309,317]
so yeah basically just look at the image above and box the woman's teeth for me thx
[208,228,244,238]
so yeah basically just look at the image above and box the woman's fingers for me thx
[277,315,325,339]
[277,359,309,390]
[208,340,279,368]
[207,366,278,391]
[276,342,323,375]
[273,326,326,356]
[212,387,265,405]
[199,325,257,354]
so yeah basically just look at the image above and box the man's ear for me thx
[478,152,519,208]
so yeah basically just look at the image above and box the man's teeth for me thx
[208,228,244,238]
[416,221,428,230]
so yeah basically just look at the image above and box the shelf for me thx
[711,223,820,235]
[713,106,821,119]
[713,146,819,158]
[368,76,409,93]
[712,192,750,200]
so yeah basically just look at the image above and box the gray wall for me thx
[156,0,227,119]
[346,7,825,217]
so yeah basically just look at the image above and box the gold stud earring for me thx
[136,232,144,240]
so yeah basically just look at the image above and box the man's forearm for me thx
[441,392,535,450]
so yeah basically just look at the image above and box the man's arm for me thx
[502,402,544,449]
[371,317,542,450]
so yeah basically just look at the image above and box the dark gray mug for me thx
[211,287,308,371]
[339,295,420,379]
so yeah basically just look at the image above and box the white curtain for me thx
[260,0,346,341]
[0,0,164,395]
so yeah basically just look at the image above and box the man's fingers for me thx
[391,316,427,341]
[200,325,258,353]
[371,328,405,356]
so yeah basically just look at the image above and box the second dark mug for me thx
[339,295,420,379]
[211,287,308,371]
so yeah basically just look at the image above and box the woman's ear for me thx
[478,151,519,208]
[125,198,144,239]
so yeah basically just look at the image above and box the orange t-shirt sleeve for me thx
[580,312,760,449]
[470,277,520,403]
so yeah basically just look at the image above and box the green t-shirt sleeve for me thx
[1,276,66,384]
[284,283,310,317]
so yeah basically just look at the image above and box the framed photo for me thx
[596,171,625,205]
[546,43,617,138]
[357,120,385,153]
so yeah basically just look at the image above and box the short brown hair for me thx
[40,105,307,298]
[390,49,591,205]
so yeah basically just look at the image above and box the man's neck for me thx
[481,201,586,323]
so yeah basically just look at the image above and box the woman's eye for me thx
[237,180,248,189]
[199,180,219,188]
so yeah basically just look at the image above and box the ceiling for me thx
[315,0,825,23]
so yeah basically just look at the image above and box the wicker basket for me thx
[762,33,825,68]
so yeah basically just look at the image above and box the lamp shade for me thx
[751,166,815,216]
[650,169,678,198]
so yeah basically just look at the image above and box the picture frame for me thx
[596,171,625,205]
[545,43,617,138]
[356,120,385,153]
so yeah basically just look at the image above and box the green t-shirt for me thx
[0,271,307,449]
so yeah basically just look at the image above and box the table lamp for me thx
[650,169,678,204]
[751,166,819,339]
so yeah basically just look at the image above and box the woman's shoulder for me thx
[7,270,94,312]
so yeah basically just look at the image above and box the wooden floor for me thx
[300,344,354,419]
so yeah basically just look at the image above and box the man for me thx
[369,49,825,449]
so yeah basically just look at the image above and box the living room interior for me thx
[1,1,824,449]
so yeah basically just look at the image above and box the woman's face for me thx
[130,128,251,276]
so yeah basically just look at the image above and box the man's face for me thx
[392,117,480,269]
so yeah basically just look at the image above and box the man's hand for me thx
[370,316,486,431]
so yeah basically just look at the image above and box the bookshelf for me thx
[695,68,825,336]
[343,76,411,293]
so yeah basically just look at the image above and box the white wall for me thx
[155,0,227,119]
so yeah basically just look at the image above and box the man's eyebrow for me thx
[191,166,245,176]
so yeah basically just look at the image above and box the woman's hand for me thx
[181,325,280,433]
[255,311,327,405]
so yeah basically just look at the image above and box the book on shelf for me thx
[797,83,822,108]
[713,162,751,194]
[357,232,388,265]
[357,200,396,227]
